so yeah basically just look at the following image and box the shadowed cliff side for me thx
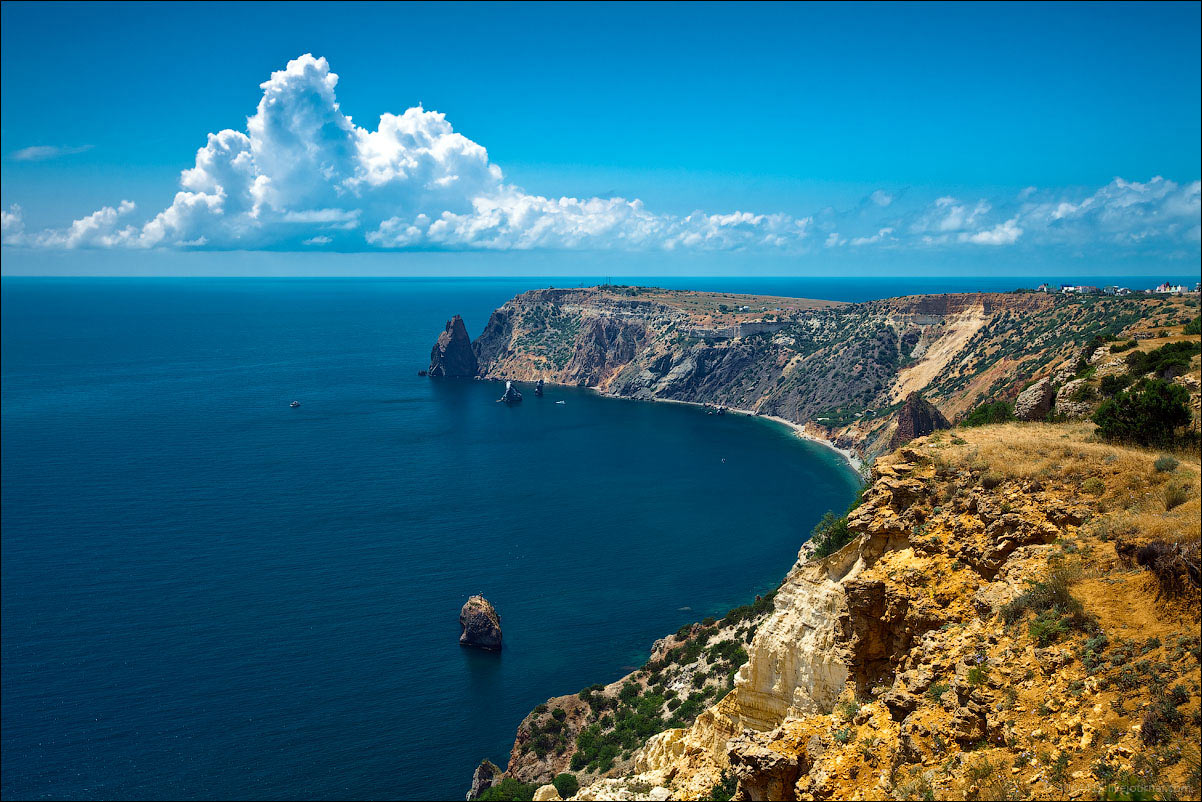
[430,315,478,377]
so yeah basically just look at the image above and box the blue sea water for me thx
[0,274,1184,800]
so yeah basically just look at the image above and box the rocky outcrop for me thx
[459,595,502,650]
[1054,377,1094,419]
[1014,376,1054,420]
[888,392,950,449]
[430,315,479,378]
[564,423,1201,801]
[466,759,501,800]
[499,381,522,404]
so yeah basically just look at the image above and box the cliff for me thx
[518,424,1200,801]
[464,286,1192,460]
[430,314,479,377]
[461,290,1201,802]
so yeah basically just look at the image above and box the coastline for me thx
[592,390,865,475]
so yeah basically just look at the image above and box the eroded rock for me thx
[460,595,502,650]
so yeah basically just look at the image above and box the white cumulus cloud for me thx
[4,55,1199,259]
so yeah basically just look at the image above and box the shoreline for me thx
[476,375,865,476]
[593,390,865,475]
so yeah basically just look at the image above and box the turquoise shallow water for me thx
[1,278,861,801]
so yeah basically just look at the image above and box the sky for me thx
[1,1,1199,276]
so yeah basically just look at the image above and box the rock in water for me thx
[534,379,544,397]
[460,595,502,650]
[429,315,479,378]
[1014,377,1055,421]
[466,759,501,800]
[889,392,950,449]
[499,381,522,404]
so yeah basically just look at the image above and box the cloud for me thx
[4,54,1199,258]
[851,227,894,246]
[8,144,93,162]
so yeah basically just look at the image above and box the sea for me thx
[1,275,1188,800]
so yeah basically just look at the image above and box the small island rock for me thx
[429,315,479,378]
[460,595,502,650]
[466,759,501,800]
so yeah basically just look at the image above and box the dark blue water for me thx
[1,278,865,801]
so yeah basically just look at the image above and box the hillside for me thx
[474,424,1201,802]
[462,286,1198,460]
[445,287,1202,802]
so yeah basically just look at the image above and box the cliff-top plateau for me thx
[438,286,1202,802]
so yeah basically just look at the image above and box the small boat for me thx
[290,401,301,408]
[555,400,566,405]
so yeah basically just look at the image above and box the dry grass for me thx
[939,422,1201,547]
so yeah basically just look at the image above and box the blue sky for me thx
[1,1,1199,276]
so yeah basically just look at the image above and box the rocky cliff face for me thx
[430,315,479,377]
[466,286,1184,460]
[561,425,1200,800]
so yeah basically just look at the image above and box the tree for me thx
[1092,379,1192,447]
[553,774,580,798]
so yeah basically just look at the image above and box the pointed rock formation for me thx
[889,392,950,449]
[460,595,502,650]
[429,315,479,378]
[466,759,502,800]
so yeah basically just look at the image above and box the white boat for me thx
[555,400,566,405]
[290,401,300,408]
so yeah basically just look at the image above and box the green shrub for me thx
[1184,316,1201,336]
[1100,374,1132,397]
[926,681,951,702]
[1000,564,1096,646]
[551,708,567,722]
[961,401,1015,427]
[967,664,989,686]
[809,511,854,559]
[1082,477,1105,495]
[1110,339,1138,353]
[552,773,579,798]
[1125,341,1201,379]
[1154,454,1180,473]
[1093,379,1192,447]
[833,726,853,744]
[700,771,738,802]
[1164,483,1189,511]
[478,778,540,801]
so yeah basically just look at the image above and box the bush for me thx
[1100,374,1132,397]
[1000,564,1097,645]
[1185,316,1201,336]
[1110,339,1139,353]
[809,511,854,559]
[701,771,738,802]
[552,773,579,798]
[1154,454,1180,473]
[1082,477,1105,495]
[551,708,567,722]
[1125,341,1201,380]
[1093,380,1192,447]
[478,778,540,801]
[961,401,1015,427]
[981,471,1004,490]
[1162,483,1191,513]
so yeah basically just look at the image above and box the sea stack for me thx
[889,392,951,448]
[499,380,522,404]
[429,315,479,378]
[459,595,502,650]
